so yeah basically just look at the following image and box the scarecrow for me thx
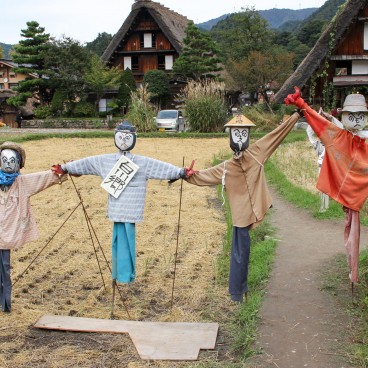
[186,112,301,302]
[285,87,368,284]
[52,121,194,299]
[0,141,67,312]
[306,109,344,212]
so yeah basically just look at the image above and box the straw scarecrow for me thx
[186,112,301,302]
[285,87,368,284]
[0,141,67,312]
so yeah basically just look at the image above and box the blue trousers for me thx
[112,223,136,283]
[229,226,250,302]
[0,249,11,312]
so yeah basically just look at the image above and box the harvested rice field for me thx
[0,136,237,367]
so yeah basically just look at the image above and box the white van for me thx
[155,110,185,132]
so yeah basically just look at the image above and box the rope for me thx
[12,202,82,287]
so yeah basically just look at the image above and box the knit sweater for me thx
[62,151,182,223]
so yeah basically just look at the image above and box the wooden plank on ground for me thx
[34,315,219,360]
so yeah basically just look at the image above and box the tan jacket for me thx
[187,112,300,229]
[0,171,67,250]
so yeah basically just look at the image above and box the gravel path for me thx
[248,187,368,368]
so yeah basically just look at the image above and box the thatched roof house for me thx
[274,0,368,106]
[102,0,190,84]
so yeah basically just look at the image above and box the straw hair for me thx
[224,114,256,128]
[0,141,26,168]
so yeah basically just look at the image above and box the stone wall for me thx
[22,118,115,129]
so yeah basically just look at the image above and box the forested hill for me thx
[197,8,318,31]
[0,43,13,59]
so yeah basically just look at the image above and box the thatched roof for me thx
[274,0,367,103]
[101,0,190,63]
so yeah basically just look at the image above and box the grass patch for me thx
[320,250,368,367]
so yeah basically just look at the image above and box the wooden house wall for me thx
[156,33,173,50]
[123,34,140,51]
[336,21,365,55]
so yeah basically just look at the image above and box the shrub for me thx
[125,85,155,132]
[33,105,53,119]
[73,101,97,117]
[179,80,228,132]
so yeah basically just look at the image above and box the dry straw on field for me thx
[271,140,320,194]
[0,137,233,367]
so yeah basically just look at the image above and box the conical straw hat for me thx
[224,114,256,128]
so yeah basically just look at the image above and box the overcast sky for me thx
[2,0,328,45]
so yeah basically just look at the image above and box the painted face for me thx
[0,149,21,173]
[230,127,250,152]
[114,131,136,152]
[341,111,368,131]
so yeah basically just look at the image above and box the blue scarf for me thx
[0,170,20,186]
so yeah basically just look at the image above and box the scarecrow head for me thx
[341,93,368,131]
[224,114,256,153]
[0,141,26,173]
[114,121,137,152]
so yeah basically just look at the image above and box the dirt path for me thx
[248,187,368,368]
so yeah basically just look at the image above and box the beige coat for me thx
[187,112,300,229]
[0,171,67,249]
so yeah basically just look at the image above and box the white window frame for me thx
[124,57,132,70]
[144,33,152,48]
[352,60,368,75]
[165,55,173,70]
[364,22,368,50]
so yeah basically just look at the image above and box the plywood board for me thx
[34,315,219,360]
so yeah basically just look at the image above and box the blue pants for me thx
[112,223,136,283]
[0,250,11,312]
[229,226,250,302]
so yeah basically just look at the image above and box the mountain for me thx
[197,8,318,31]
[0,43,13,59]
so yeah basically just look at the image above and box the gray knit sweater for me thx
[62,151,181,223]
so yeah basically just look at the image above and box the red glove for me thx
[185,160,198,178]
[284,86,307,109]
[51,164,65,175]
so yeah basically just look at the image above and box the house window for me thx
[0,84,4,90]
[165,55,173,70]
[0,72,3,78]
[158,55,165,70]
[352,60,368,75]
[143,33,152,48]
[124,57,132,70]
[131,56,139,71]
[9,83,18,89]
[9,72,16,78]
[364,22,368,50]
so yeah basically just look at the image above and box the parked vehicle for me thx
[155,109,185,132]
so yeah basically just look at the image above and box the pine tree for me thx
[8,21,51,107]
[116,68,137,110]
[173,21,222,81]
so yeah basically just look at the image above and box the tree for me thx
[8,21,51,107]
[84,54,121,109]
[228,48,294,112]
[85,32,113,57]
[143,70,170,109]
[210,7,275,62]
[116,68,137,112]
[44,36,93,115]
[0,46,3,59]
[173,21,222,81]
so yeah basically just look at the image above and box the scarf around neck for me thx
[0,170,20,186]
